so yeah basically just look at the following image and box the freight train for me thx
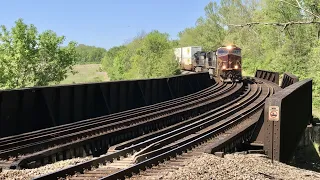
[174,45,242,82]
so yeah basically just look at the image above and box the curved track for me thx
[32,78,275,180]
[1,80,244,170]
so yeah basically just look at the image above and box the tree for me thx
[101,30,180,81]
[75,44,107,63]
[178,2,225,51]
[0,19,78,89]
[101,45,126,74]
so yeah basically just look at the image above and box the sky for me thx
[0,0,214,50]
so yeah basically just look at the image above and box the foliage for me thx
[178,2,225,51]
[101,45,127,79]
[102,30,180,81]
[75,44,107,63]
[0,19,77,89]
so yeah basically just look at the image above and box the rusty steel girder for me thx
[264,79,312,163]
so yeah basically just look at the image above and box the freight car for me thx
[174,46,202,71]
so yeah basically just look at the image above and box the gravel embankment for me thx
[0,157,92,180]
[2,153,320,180]
[157,153,320,180]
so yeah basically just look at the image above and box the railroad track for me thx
[32,78,273,180]
[1,79,244,169]
[0,81,222,169]
[0,81,223,168]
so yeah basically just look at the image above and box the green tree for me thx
[101,45,126,72]
[75,44,107,63]
[178,2,225,51]
[0,19,78,89]
[102,30,180,80]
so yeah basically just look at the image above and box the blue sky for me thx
[0,0,214,50]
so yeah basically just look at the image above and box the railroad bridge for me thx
[0,69,313,180]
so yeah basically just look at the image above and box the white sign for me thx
[269,106,279,121]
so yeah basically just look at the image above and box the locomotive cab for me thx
[216,45,242,82]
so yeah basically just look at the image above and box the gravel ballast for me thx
[151,153,320,180]
[0,157,92,180]
[2,153,320,180]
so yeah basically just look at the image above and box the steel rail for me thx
[32,82,249,179]
[133,84,260,162]
[109,83,252,151]
[101,83,270,180]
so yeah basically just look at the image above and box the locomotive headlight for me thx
[226,45,232,50]
[234,65,238,69]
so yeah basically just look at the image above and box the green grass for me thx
[313,108,320,119]
[59,64,109,85]
[314,142,320,157]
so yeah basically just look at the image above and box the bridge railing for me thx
[263,79,312,163]
[280,72,299,88]
[0,72,212,138]
[255,70,280,85]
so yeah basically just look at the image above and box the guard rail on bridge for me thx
[280,72,299,88]
[255,70,280,85]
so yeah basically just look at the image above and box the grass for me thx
[314,142,320,156]
[313,108,320,119]
[59,64,109,85]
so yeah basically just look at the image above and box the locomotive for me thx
[175,45,242,82]
[216,45,242,82]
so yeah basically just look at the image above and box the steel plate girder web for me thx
[264,79,312,162]
[0,72,211,138]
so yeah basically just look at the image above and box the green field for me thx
[313,109,320,119]
[59,64,109,85]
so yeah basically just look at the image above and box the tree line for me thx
[76,44,106,64]
[101,31,180,80]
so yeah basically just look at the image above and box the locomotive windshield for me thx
[230,49,241,56]
[216,46,241,57]
[216,48,228,57]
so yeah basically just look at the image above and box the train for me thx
[174,45,242,82]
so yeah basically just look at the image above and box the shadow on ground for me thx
[289,141,320,172]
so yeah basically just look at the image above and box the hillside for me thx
[59,64,109,85]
